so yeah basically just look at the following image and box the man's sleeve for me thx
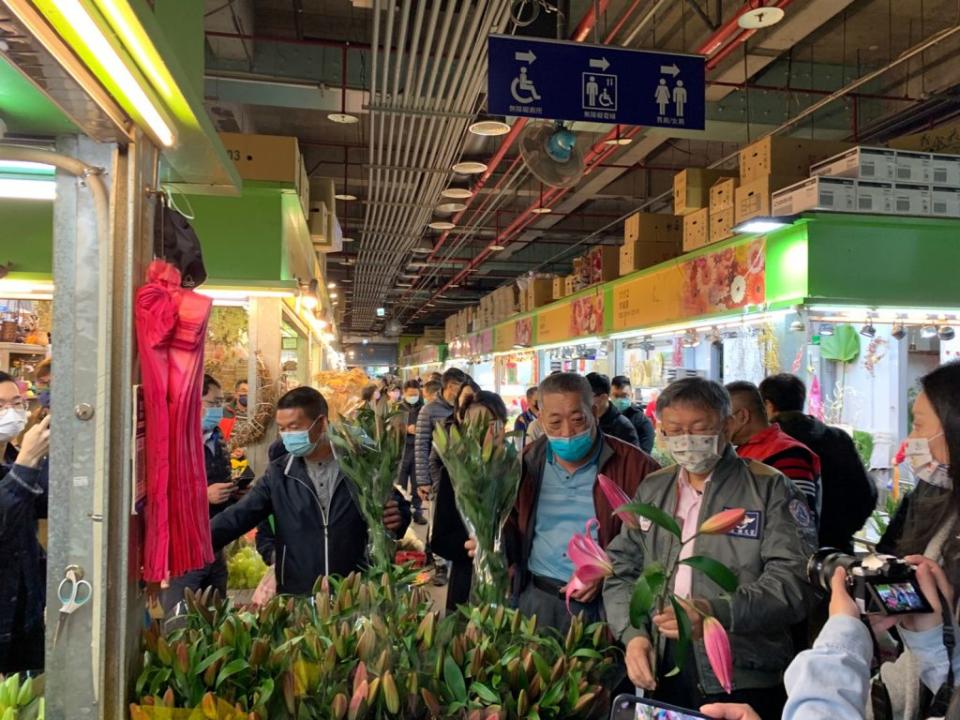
[767,447,821,527]
[255,517,277,565]
[603,525,650,647]
[388,487,412,539]
[709,474,816,634]
[210,475,274,551]
[634,415,655,454]
[618,417,640,447]
[0,464,46,543]
[414,408,433,487]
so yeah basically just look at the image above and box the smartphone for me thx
[609,694,710,720]
[234,474,254,490]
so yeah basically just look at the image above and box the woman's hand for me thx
[829,567,860,619]
[899,555,953,632]
[15,415,49,468]
[464,537,477,558]
[700,703,761,720]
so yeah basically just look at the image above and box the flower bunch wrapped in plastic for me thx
[432,417,521,606]
[329,404,405,571]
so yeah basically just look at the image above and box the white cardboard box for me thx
[855,180,894,214]
[931,155,960,187]
[771,176,857,216]
[891,183,931,215]
[893,151,932,184]
[932,186,960,217]
[811,147,896,181]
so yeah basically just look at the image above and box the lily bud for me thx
[598,474,641,529]
[698,508,747,535]
[703,616,734,694]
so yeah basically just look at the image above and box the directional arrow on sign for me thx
[515,50,537,64]
[589,57,610,71]
[660,63,680,77]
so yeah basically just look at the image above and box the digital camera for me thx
[806,548,934,616]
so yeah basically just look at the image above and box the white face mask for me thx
[0,407,27,442]
[663,434,723,475]
[905,434,949,487]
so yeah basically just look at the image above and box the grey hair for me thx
[656,377,732,419]
[539,372,594,415]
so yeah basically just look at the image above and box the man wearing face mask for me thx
[397,379,427,525]
[210,386,411,594]
[162,375,237,611]
[604,377,816,720]
[504,372,659,634]
[586,372,641,447]
[0,372,49,674]
[611,376,655,453]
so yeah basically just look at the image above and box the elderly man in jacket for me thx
[504,372,659,634]
[414,367,467,500]
[604,377,816,720]
[211,386,411,594]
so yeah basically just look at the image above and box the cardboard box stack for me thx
[772,146,960,218]
[674,169,737,216]
[586,245,620,285]
[522,276,555,312]
[708,177,738,245]
[735,137,851,225]
[682,209,709,252]
[620,212,682,275]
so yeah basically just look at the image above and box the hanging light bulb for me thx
[922,322,938,339]
[819,322,835,336]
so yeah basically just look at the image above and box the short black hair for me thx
[0,371,15,386]
[424,380,442,395]
[235,378,248,390]
[611,375,632,390]
[656,377,731,418]
[203,374,221,396]
[585,372,611,397]
[458,390,508,424]
[442,367,468,389]
[525,386,538,400]
[726,380,766,419]
[758,374,807,413]
[539,372,593,413]
[361,385,379,402]
[277,386,328,420]
[403,379,420,390]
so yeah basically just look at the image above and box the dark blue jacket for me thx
[205,427,235,517]
[210,451,411,594]
[0,445,47,646]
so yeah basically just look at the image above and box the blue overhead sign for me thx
[487,34,705,131]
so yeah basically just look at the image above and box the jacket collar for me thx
[737,423,782,451]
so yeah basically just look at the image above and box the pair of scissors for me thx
[53,567,92,646]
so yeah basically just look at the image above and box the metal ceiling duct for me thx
[351,0,513,329]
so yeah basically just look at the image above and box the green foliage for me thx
[853,430,874,469]
[132,573,617,719]
[820,324,861,363]
[617,501,682,539]
[226,541,269,590]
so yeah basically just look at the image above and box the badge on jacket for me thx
[725,508,761,539]
[788,499,813,529]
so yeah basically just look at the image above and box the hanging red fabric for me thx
[136,260,214,582]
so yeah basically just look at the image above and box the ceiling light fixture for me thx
[52,0,175,146]
[489,244,506,251]
[819,322,835,336]
[327,282,337,289]
[334,193,358,201]
[452,161,488,174]
[531,206,552,214]
[860,322,876,338]
[939,325,956,341]
[440,187,473,200]
[376,307,386,318]
[429,221,456,231]
[436,201,467,213]
[891,322,907,340]
[732,217,791,235]
[603,126,632,146]
[469,118,511,136]
[328,112,359,124]
[921,322,938,339]
[737,6,786,29]
[341,237,355,243]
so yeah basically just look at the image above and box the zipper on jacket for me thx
[280,546,287,587]
[292,476,331,577]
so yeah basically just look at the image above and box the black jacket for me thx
[598,403,640,447]
[0,445,47,650]
[401,399,423,453]
[622,404,655,453]
[210,451,411,594]
[205,427,235,517]
[775,411,877,552]
[428,417,469,564]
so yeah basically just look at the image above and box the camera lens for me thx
[806,547,860,592]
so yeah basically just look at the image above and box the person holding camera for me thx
[604,378,817,720]
[701,557,958,720]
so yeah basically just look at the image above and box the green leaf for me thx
[820,323,860,362]
[668,594,693,675]
[618,501,682,538]
[541,682,564,708]
[215,658,248,688]
[679,555,739,592]
[194,646,232,675]
[643,562,667,594]
[532,651,551,680]
[571,648,603,659]
[470,682,500,704]
[443,655,467,703]
[629,577,654,628]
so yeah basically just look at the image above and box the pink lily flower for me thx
[565,518,614,612]
[698,508,747,535]
[703,616,734,694]
[598,473,641,529]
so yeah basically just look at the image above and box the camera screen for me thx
[610,696,710,720]
[870,580,931,614]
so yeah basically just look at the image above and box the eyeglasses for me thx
[0,399,26,411]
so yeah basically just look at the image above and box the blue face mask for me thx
[611,397,631,412]
[281,417,321,457]
[203,406,223,432]
[547,429,594,462]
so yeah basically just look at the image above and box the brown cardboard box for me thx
[620,239,681,275]
[526,278,554,309]
[624,211,683,243]
[739,137,852,182]
[564,275,575,295]
[587,245,620,285]
[674,169,737,216]
[683,208,709,252]
[709,207,735,245]
[709,177,738,213]
[552,276,565,301]
[734,175,805,224]
[219,132,304,185]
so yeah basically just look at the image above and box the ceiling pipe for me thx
[407,0,784,323]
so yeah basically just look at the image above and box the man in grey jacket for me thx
[414,367,467,498]
[603,377,816,720]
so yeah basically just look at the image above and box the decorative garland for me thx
[863,337,888,377]
[228,354,278,451]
